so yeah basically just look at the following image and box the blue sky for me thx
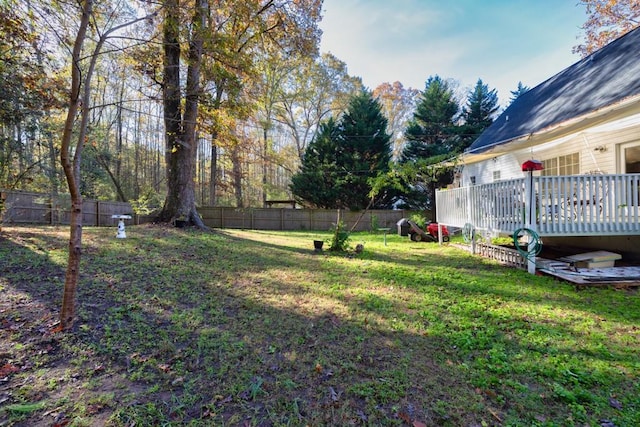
[319,0,588,107]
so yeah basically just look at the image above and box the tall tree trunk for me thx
[47,130,59,225]
[262,127,268,207]
[209,142,217,206]
[115,75,125,190]
[134,107,141,199]
[96,154,128,202]
[59,3,156,330]
[159,0,183,222]
[59,0,93,330]
[207,82,225,207]
[231,146,244,207]
[158,0,208,228]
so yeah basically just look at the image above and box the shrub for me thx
[328,221,350,251]
[409,212,428,229]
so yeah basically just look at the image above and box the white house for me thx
[437,27,640,260]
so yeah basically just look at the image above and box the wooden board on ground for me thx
[537,258,640,288]
[558,250,622,268]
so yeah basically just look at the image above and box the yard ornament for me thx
[112,214,132,238]
[116,219,126,238]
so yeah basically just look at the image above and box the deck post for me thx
[524,173,537,274]
[522,160,544,275]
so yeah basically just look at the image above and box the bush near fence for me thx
[1,190,419,232]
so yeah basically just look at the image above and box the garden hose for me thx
[512,227,543,260]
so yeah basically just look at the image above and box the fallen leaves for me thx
[0,363,19,377]
[398,410,427,427]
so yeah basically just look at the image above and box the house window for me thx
[542,153,579,176]
[470,176,476,185]
[619,142,640,173]
[492,170,501,181]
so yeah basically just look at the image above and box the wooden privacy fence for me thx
[1,190,415,232]
[0,190,133,226]
[197,207,409,232]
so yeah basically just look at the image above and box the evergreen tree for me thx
[459,78,499,151]
[401,76,459,162]
[338,91,392,209]
[291,91,393,210]
[289,118,342,209]
[509,81,530,105]
[397,76,460,210]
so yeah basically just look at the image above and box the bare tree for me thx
[59,0,157,330]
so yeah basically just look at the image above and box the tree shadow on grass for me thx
[212,228,640,325]
[1,225,638,426]
[0,226,484,426]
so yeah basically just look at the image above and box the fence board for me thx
[198,207,410,232]
[0,190,132,226]
[2,190,417,233]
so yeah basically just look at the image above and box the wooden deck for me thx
[536,258,640,288]
[459,242,640,287]
[436,173,640,237]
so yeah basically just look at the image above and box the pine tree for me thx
[394,76,460,210]
[509,81,530,105]
[289,118,342,209]
[459,78,499,151]
[290,91,392,210]
[401,76,459,162]
[338,91,392,209]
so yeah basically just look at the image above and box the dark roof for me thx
[467,26,640,154]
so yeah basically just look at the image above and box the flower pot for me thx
[313,240,324,251]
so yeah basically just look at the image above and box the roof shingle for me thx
[467,26,640,154]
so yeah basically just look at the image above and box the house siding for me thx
[461,115,640,185]
[462,153,522,186]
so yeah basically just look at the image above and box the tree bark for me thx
[158,0,208,228]
[231,146,244,208]
[262,127,268,207]
[59,0,93,330]
[209,141,217,206]
[59,3,158,330]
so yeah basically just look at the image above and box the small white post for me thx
[116,219,126,238]
[112,214,132,239]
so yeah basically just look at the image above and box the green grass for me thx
[0,225,639,426]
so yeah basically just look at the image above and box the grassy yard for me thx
[0,225,638,426]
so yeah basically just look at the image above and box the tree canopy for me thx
[394,76,498,210]
[400,76,460,162]
[458,78,499,152]
[2,0,572,216]
[508,81,530,106]
[575,0,640,57]
[291,91,393,210]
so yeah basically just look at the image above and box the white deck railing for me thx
[436,173,640,236]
